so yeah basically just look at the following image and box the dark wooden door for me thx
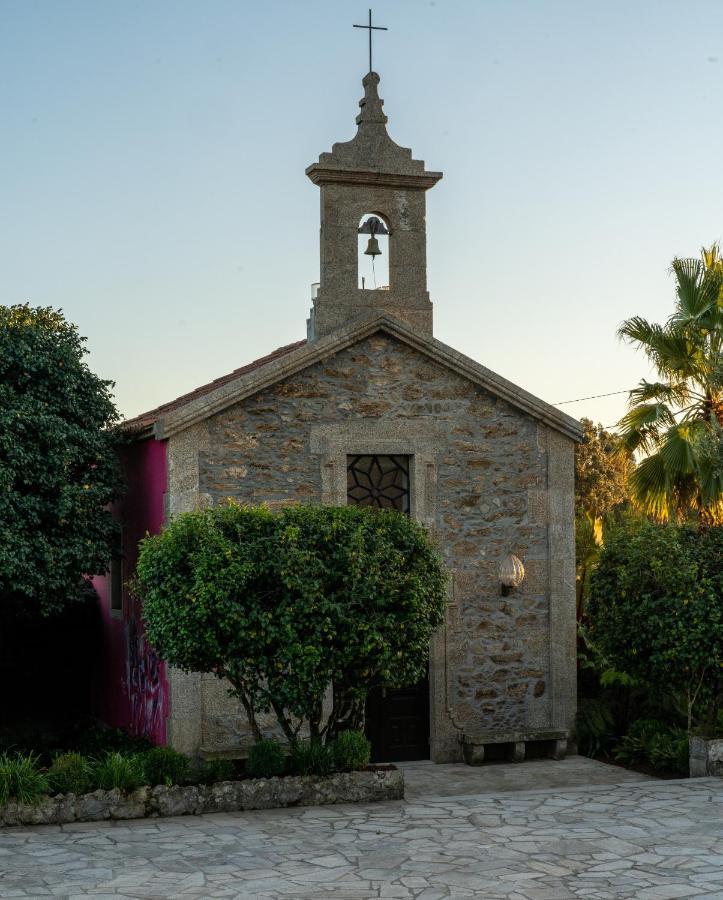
[346,453,430,762]
[365,672,430,762]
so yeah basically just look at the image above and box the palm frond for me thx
[701,243,722,271]
[629,453,672,521]
[698,461,723,516]
[619,318,703,381]
[649,327,705,380]
[623,243,723,521]
[617,403,675,452]
[658,425,697,475]
[627,380,692,407]
[671,257,706,319]
[618,316,661,348]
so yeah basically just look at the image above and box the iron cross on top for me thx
[353,9,388,74]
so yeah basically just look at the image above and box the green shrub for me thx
[136,502,447,755]
[291,740,333,777]
[588,522,723,730]
[139,747,189,787]
[47,753,95,796]
[330,730,371,772]
[192,758,237,785]
[75,723,153,757]
[247,740,286,779]
[0,752,49,806]
[93,752,144,792]
[575,698,616,758]
[614,719,689,776]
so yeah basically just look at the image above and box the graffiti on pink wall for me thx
[92,437,169,745]
[126,616,167,740]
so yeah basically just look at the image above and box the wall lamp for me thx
[499,554,525,596]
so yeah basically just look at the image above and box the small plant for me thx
[139,747,189,787]
[0,752,49,806]
[614,719,689,776]
[247,739,286,779]
[47,753,95,796]
[93,752,144,792]
[75,723,153,757]
[193,758,236,785]
[575,698,616,758]
[330,730,371,772]
[291,740,333,777]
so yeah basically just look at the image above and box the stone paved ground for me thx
[0,761,721,899]
[402,757,651,799]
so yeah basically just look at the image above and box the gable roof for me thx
[121,339,306,434]
[121,315,583,443]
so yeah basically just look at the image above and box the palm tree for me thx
[618,244,723,523]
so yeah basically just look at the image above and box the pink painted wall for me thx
[93,438,169,745]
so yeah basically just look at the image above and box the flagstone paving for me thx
[402,756,651,799]
[0,760,721,899]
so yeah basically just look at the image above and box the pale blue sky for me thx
[2,0,721,427]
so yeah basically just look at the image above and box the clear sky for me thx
[2,0,722,428]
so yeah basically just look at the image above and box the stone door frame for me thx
[310,421,461,762]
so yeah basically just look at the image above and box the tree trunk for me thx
[227,679,263,744]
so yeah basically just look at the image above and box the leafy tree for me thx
[135,502,447,748]
[588,520,723,731]
[618,244,723,523]
[575,418,632,521]
[574,419,633,616]
[0,305,121,616]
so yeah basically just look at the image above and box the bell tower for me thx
[306,71,442,340]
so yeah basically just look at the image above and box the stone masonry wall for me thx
[187,332,569,756]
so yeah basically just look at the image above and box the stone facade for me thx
[163,331,577,762]
[124,68,580,765]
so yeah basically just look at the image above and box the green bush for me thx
[247,740,286,779]
[614,719,689,776]
[192,758,236,785]
[47,753,95,796]
[588,521,723,730]
[0,304,121,617]
[0,752,49,806]
[575,698,616,758]
[291,740,334,777]
[330,730,371,772]
[93,752,144,792]
[135,502,447,752]
[74,723,153,757]
[139,747,189,787]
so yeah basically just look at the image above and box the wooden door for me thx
[365,673,430,762]
[346,454,430,762]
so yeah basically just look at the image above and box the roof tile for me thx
[121,338,306,434]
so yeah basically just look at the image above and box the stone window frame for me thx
[310,423,439,527]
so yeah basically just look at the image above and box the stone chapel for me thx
[103,70,582,765]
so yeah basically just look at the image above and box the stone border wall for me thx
[0,768,404,828]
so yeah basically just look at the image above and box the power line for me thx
[554,389,631,406]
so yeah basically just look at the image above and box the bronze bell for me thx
[364,236,381,257]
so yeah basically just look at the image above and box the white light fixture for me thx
[499,554,525,596]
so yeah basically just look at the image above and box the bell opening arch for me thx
[358,212,390,290]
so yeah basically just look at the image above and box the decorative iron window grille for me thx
[346,455,410,514]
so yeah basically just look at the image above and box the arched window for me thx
[358,213,390,290]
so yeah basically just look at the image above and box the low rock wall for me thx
[690,736,723,778]
[0,768,404,828]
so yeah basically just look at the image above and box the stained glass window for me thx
[346,455,410,514]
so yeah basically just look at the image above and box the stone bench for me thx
[462,729,568,765]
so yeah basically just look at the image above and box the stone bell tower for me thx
[306,72,442,340]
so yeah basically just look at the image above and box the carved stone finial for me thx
[356,71,388,127]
